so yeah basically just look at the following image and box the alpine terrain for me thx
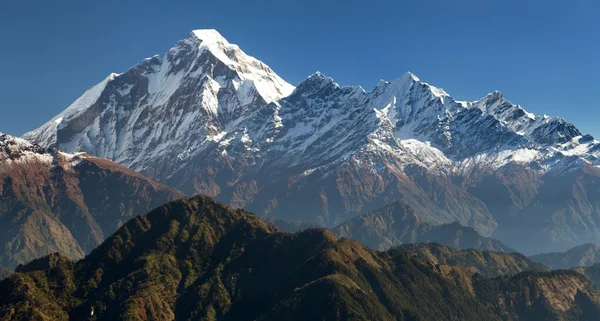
[0,132,183,274]
[24,29,600,254]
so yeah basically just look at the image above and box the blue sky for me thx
[1,0,598,137]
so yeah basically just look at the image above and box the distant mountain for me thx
[268,218,320,233]
[1,195,599,321]
[0,267,10,280]
[24,29,600,254]
[575,263,600,288]
[332,201,514,252]
[0,133,183,272]
[394,243,547,278]
[423,222,515,252]
[528,244,600,289]
[530,243,600,269]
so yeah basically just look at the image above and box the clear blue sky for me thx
[1,0,598,137]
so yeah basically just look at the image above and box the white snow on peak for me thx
[302,71,340,89]
[191,29,229,45]
[59,73,118,120]
[1,134,35,150]
[23,73,118,145]
[404,71,420,82]
[0,133,87,166]
[429,86,449,98]
[25,29,296,150]
[394,72,449,98]
[184,29,295,103]
[22,25,599,188]
[23,29,301,169]
[469,90,540,133]
[524,109,536,120]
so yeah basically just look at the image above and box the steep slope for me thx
[531,243,600,269]
[24,29,293,182]
[1,196,599,321]
[332,201,514,252]
[24,30,600,254]
[0,133,183,271]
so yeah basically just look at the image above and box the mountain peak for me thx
[388,72,449,98]
[484,90,506,101]
[1,132,26,145]
[185,29,240,55]
[302,71,338,86]
[389,71,420,86]
[190,29,228,44]
[403,71,420,82]
[21,31,600,255]
[311,70,326,78]
[180,29,295,103]
[1,132,48,157]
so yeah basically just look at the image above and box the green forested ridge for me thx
[393,243,548,278]
[1,195,599,321]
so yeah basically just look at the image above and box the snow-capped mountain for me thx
[25,29,293,175]
[24,29,600,254]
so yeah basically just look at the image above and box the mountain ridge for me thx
[0,132,183,271]
[332,200,515,252]
[1,195,598,321]
[23,29,600,254]
[531,243,600,269]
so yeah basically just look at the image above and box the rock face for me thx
[1,195,599,321]
[332,201,515,252]
[24,29,600,254]
[0,133,183,271]
[531,243,600,269]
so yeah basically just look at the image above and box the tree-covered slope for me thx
[394,243,548,278]
[1,196,599,321]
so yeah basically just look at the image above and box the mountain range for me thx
[575,264,600,289]
[531,243,600,269]
[22,29,600,255]
[528,244,600,289]
[332,201,515,252]
[0,133,182,273]
[2,195,600,321]
[0,131,520,281]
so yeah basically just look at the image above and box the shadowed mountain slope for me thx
[0,133,183,272]
[531,243,600,269]
[1,196,599,321]
[333,201,514,252]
